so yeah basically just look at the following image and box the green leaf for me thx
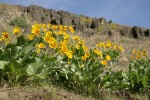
[16,36,26,46]
[101,74,111,87]
[0,61,9,69]
[71,64,76,72]
[106,83,129,90]
[12,46,22,58]
[9,58,20,72]
[26,61,45,75]
[36,67,51,79]
[141,76,148,87]
[9,58,27,77]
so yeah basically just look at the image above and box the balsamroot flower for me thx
[65,51,73,59]
[37,43,45,49]
[2,32,9,40]
[13,27,21,35]
[101,60,107,66]
[106,55,111,61]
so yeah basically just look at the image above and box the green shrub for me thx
[10,16,28,29]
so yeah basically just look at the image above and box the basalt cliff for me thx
[0,3,150,39]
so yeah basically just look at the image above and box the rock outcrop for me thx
[20,5,107,32]
[0,4,150,39]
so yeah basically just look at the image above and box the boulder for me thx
[144,29,150,37]
[118,57,129,64]
[131,26,145,39]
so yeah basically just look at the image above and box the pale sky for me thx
[0,0,150,28]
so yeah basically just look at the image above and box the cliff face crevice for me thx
[0,4,150,39]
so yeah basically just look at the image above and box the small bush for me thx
[10,16,28,29]
[109,20,113,23]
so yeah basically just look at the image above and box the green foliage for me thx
[80,17,93,23]
[10,16,28,29]
[109,20,113,23]
[128,59,150,92]
[0,24,150,98]
[106,23,118,30]
[0,35,56,86]
[98,27,104,32]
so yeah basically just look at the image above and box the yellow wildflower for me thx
[49,38,58,49]
[137,51,141,56]
[13,27,21,35]
[47,23,51,28]
[31,24,40,36]
[136,51,141,59]
[36,48,41,53]
[52,25,59,30]
[132,49,136,54]
[136,55,140,60]
[106,55,111,61]
[42,24,47,31]
[82,52,90,61]
[67,61,70,65]
[99,42,104,47]
[60,44,68,53]
[96,43,99,47]
[2,32,9,40]
[0,38,3,42]
[37,43,45,49]
[82,55,87,61]
[142,50,147,57]
[65,51,73,59]
[93,49,102,56]
[85,52,90,57]
[82,45,88,51]
[113,45,117,50]
[63,26,68,31]
[58,30,63,35]
[101,60,107,66]
[130,54,135,60]
[105,41,112,48]
[80,64,84,68]
[64,34,69,40]
[75,44,79,49]
[44,35,51,43]
[27,34,34,40]
[119,46,124,51]
[79,40,85,45]
[73,36,80,41]
[45,31,52,37]
[69,26,75,34]
[5,40,10,44]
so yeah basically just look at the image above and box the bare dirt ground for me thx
[0,86,95,100]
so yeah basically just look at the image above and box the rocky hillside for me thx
[0,3,150,39]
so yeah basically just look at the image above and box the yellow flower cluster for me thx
[96,40,124,52]
[27,23,75,59]
[93,49,103,58]
[0,27,22,44]
[131,49,147,60]
[100,55,111,66]
[82,52,90,61]
[28,24,75,40]
[1,23,124,67]
[35,42,45,53]
[95,41,124,66]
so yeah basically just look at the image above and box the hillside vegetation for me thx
[0,3,150,100]
[0,3,150,39]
